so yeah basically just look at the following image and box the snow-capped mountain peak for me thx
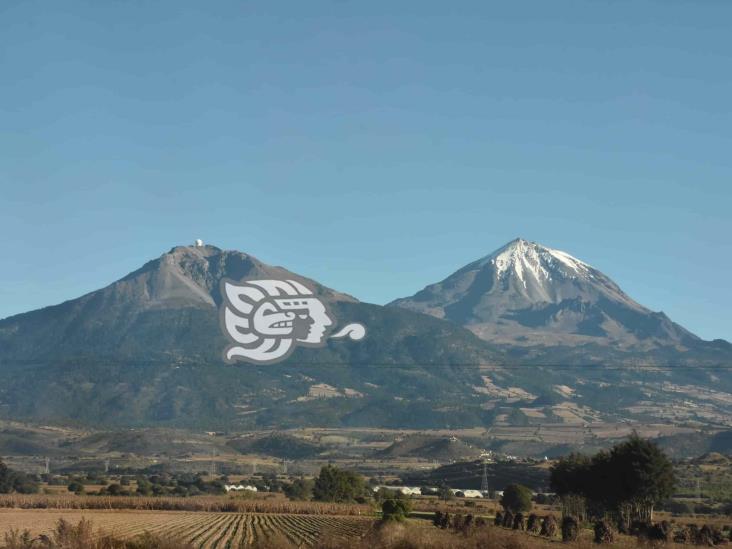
[391,238,699,349]
[480,238,593,287]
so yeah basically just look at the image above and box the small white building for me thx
[451,489,483,498]
[225,484,257,493]
[373,486,421,496]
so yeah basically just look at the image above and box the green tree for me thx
[136,478,153,496]
[0,461,12,493]
[550,453,592,496]
[438,486,454,501]
[312,465,367,503]
[549,434,675,524]
[284,478,314,501]
[500,484,533,514]
[0,460,38,494]
[67,481,85,495]
[382,498,412,522]
[550,453,592,520]
[604,433,675,522]
[105,483,125,496]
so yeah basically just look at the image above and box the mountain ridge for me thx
[0,243,504,429]
[0,241,730,432]
[390,238,707,351]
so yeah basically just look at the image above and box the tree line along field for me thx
[0,509,374,548]
[3,437,732,547]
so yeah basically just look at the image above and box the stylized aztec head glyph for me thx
[220,278,366,365]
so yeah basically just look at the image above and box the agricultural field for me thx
[0,509,374,548]
[0,494,371,516]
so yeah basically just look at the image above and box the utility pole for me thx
[44,457,50,475]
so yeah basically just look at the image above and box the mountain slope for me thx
[0,244,356,362]
[390,238,713,354]
[1,241,731,433]
[0,244,502,429]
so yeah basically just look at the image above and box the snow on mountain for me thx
[483,238,592,284]
[390,238,699,348]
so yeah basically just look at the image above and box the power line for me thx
[20,359,731,370]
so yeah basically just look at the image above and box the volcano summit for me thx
[391,238,716,353]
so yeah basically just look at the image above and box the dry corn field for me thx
[0,509,374,548]
[0,494,370,516]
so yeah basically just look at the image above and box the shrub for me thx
[2,529,35,549]
[690,524,702,541]
[646,520,671,542]
[673,524,692,544]
[712,526,726,545]
[526,514,540,534]
[512,513,526,531]
[697,524,715,546]
[629,520,649,537]
[593,520,615,544]
[448,514,461,530]
[540,515,558,538]
[561,516,579,542]
[67,482,85,495]
[451,513,470,532]
[691,524,725,546]
[494,511,503,526]
[432,511,443,528]
[103,484,127,496]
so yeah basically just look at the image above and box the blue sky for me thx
[1,1,730,341]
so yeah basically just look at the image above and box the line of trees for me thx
[0,460,39,494]
[550,433,674,528]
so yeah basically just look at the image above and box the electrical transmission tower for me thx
[480,461,489,496]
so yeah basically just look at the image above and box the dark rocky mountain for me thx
[0,243,502,429]
[390,238,730,361]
